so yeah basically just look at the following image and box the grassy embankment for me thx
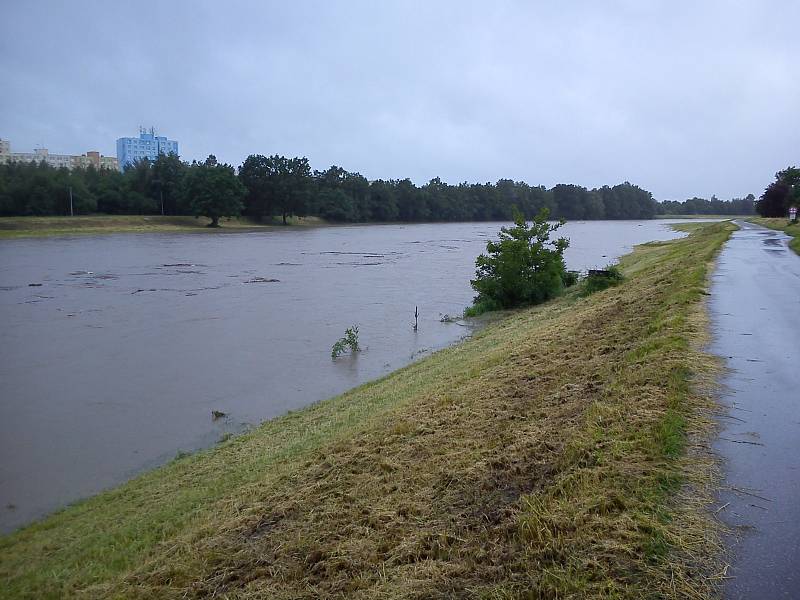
[746,216,800,254]
[0,222,735,599]
[656,214,748,219]
[0,215,326,238]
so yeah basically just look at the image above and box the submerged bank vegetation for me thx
[0,221,734,599]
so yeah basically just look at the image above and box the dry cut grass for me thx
[0,222,735,599]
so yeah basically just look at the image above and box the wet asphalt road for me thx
[710,221,800,598]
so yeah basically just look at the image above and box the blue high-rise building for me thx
[116,127,179,170]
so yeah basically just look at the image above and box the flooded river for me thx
[0,220,695,532]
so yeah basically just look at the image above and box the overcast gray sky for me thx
[1,1,797,200]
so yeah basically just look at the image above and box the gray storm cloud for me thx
[1,0,797,200]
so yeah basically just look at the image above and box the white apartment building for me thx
[0,139,119,171]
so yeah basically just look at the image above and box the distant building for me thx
[0,139,118,170]
[116,127,178,170]
[72,151,119,171]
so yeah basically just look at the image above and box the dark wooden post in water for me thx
[413,306,419,331]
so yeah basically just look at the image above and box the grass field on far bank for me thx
[0,214,740,240]
[0,215,326,238]
[746,216,800,254]
[0,221,735,599]
[656,214,749,219]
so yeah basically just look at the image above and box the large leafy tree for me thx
[757,181,791,217]
[277,156,312,224]
[315,188,357,221]
[238,155,312,224]
[469,209,569,313]
[757,167,799,217]
[238,154,275,219]
[756,167,800,217]
[183,156,245,227]
[367,179,399,221]
[151,152,187,215]
[311,166,370,221]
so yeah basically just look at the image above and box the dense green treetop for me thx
[756,166,799,218]
[181,156,245,227]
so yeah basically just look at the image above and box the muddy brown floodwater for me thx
[0,220,697,533]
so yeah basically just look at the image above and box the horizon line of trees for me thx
[659,194,755,216]
[0,152,756,222]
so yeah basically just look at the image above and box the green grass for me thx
[0,215,327,238]
[656,214,748,219]
[0,222,735,599]
[580,265,624,296]
[746,216,800,254]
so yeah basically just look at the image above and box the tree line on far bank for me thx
[0,152,757,223]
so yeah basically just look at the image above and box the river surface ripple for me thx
[0,220,698,532]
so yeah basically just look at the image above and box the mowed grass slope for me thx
[0,222,735,599]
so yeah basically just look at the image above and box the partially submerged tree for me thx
[183,156,245,227]
[467,209,569,315]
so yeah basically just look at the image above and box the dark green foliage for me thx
[552,184,605,220]
[311,166,367,221]
[1,149,762,222]
[562,270,580,287]
[0,162,97,215]
[659,193,756,216]
[182,156,245,226]
[756,167,799,217]
[467,209,569,315]
[0,153,664,222]
[0,153,183,216]
[463,297,502,318]
[238,154,312,224]
[315,188,357,222]
[582,265,625,296]
[151,153,188,214]
[758,182,791,218]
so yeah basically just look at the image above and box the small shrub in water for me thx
[467,208,569,315]
[331,325,361,359]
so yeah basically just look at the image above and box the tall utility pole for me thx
[69,186,74,217]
